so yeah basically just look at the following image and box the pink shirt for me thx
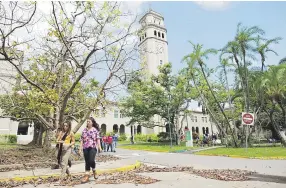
[80,127,99,149]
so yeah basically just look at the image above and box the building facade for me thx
[0,9,217,144]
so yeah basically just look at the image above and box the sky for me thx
[123,1,286,110]
[2,1,286,110]
[138,1,286,74]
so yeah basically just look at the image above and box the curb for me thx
[196,153,286,160]
[0,161,141,183]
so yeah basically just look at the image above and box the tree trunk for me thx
[191,74,226,137]
[72,110,92,133]
[28,122,39,146]
[199,63,238,147]
[37,126,44,146]
[266,106,286,147]
[43,129,53,148]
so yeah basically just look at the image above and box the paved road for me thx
[13,148,286,188]
[112,148,286,176]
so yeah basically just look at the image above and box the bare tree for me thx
[0,1,139,147]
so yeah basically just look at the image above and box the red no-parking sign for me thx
[242,112,255,126]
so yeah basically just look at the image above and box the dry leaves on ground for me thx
[0,171,159,187]
[0,147,119,172]
[133,164,255,181]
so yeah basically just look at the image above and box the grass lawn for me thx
[118,142,196,152]
[195,147,286,159]
[0,143,18,149]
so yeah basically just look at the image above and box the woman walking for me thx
[80,117,102,183]
[56,121,75,181]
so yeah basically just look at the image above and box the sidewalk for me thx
[0,158,138,180]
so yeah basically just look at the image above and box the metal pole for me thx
[245,124,248,150]
[168,93,172,148]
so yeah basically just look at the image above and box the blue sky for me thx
[139,1,286,76]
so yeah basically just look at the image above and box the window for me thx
[120,113,124,118]
[194,116,197,122]
[159,21,161,25]
[154,30,157,36]
[145,33,147,38]
[162,33,165,38]
[160,60,163,65]
[140,37,141,42]
[205,117,208,123]
[158,32,161,37]
[202,117,204,122]
[114,110,119,118]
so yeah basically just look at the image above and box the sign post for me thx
[185,130,193,147]
[242,112,255,150]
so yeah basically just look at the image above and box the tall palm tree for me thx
[255,35,282,72]
[278,57,286,65]
[235,23,265,113]
[216,58,238,137]
[183,42,238,147]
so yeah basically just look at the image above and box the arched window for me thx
[145,33,147,38]
[101,124,106,134]
[113,124,118,133]
[162,33,165,38]
[192,127,195,133]
[154,30,157,36]
[202,127,206,134]
[120,124,125,134]
[158,32,161,37]
[196,127,199,134]
[137,125,142,134]
[206,127,209,134]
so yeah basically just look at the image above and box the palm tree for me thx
[183,42,238,147]
[278,57,286,65]
[235,23,265,113]
[261,64,286,146]
[216,58,238,138]
[255,35,282,72]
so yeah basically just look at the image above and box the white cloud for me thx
[194,1,231,11]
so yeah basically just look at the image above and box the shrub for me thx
[8,135,17,143]
[0,135,17,144]
[74,133,81,142]
[118,133,127,141]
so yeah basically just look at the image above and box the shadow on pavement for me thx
[249,173,286,184]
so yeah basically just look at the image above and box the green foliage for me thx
[0,135,17,144]
[118,134,127,141]
[74,133,81,142]
[134,134,158,142]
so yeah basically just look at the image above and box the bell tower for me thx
[138,10,169,76]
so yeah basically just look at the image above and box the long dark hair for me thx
[63,121,72,134]
[89,117,99,131]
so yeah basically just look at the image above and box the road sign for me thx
[242,112,254,126]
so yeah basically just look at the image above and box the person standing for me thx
[56,122,75,182]
[79,117,102,183]
[106,133,113,152]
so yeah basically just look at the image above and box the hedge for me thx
[0,134,17,144]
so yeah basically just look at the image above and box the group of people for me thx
[100,133,118,152]
[55,117,104,184]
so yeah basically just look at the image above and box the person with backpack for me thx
[56,121,75,182]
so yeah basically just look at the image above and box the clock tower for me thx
[138,9,169,76]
